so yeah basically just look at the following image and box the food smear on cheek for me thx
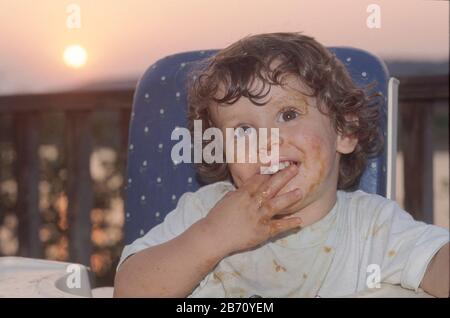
[303,137,327,198]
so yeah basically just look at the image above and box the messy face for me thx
[209,75,356,216]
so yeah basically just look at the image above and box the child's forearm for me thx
[113,219,228,297]
[420,242,449,298]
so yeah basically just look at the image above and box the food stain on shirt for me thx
[372,223,386,237]
[231,271,241,278]
[388,250,396,257]
[277,238,288,247]
[323,246,332,253]
[304,155,326,198]
[302,273,308,279]
[273,259,287,272]
[229,287,247,298]
[213,271,225,282]
[213,270,241,282]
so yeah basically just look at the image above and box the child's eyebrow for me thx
[272,95,310,109]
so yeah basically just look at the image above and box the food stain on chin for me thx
[305,156,326,198]
[273,259,287,272]
[299,135,327,198]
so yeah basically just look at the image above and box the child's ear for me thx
[336,132,358,154]
[336,115,359,154]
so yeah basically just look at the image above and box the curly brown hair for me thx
[187,32,383,190]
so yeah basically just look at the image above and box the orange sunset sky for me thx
[0,0,448,94]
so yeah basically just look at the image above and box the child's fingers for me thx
[260,188,303,218]
[269,217,303,238]
[241,173,270,196]
[256,164,299,200]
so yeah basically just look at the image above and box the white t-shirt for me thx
[118,181,449,298]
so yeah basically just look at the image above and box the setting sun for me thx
[63,45,87,68]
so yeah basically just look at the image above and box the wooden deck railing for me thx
[0,75,448,268]
[0,90,133,266]
[399,75,449,223]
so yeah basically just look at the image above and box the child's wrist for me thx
[193,218,235,257]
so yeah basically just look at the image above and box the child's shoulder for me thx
[337,189,404,225]
[340,189,391,205]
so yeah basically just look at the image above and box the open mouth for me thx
[260,160,300,175]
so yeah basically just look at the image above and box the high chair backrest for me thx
[124,48,397,244]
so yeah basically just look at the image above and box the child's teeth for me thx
[260,161,297,174]
[282,161,291,169]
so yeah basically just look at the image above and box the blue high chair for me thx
[123,48,400,245]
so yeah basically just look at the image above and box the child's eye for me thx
[234,125,256,138]
[277,108,300,122]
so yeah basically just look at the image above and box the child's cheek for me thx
[300,135,330,197]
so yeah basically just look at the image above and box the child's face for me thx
[209,75,358,216]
